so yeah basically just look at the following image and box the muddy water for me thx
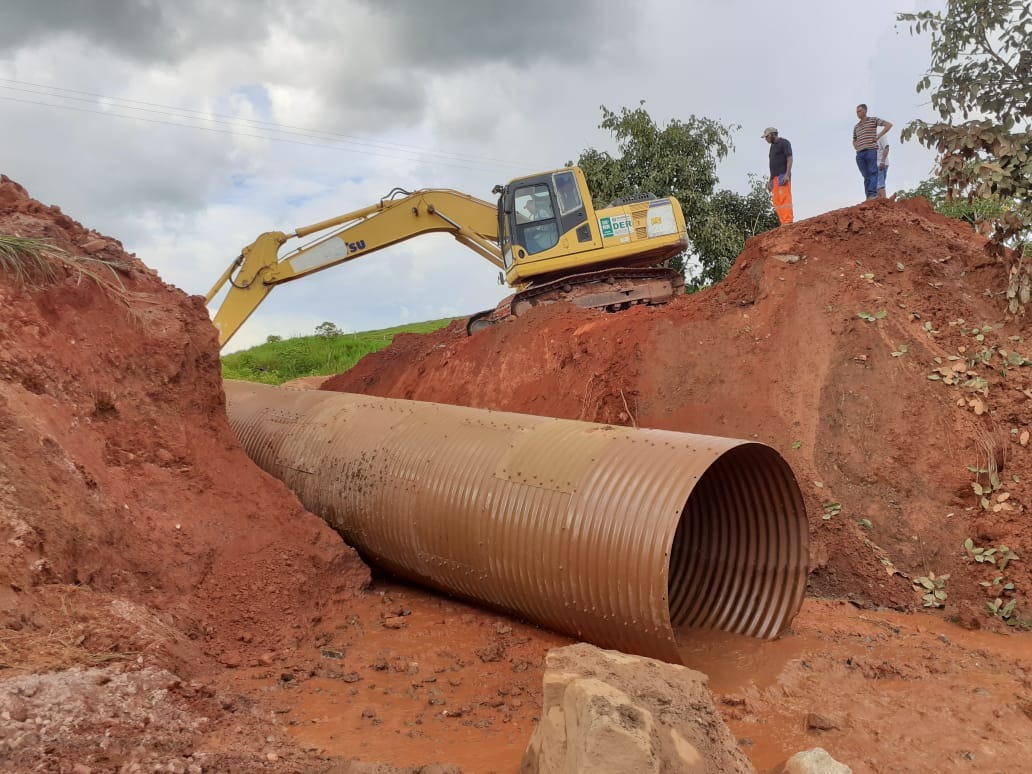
[677,626,815,767]
[676,627,811,693]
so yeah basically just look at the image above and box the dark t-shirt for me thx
[769,137,793,177]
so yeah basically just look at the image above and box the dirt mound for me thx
[325,197,1032,626]
[0,176,370,769]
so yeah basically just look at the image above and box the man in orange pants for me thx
[763,126,794,225]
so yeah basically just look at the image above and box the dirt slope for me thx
[0,176,370,770]
[326,197,1032,626]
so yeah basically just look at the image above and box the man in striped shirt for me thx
[853,104,892,201]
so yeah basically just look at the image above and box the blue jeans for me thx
[876,166,888,192]
[856,149,879,200]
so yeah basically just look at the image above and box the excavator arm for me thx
[205,188,502,348]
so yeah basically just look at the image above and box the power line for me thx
[0,93,509,175]
[0,78,526,173]
[0,77,522,169]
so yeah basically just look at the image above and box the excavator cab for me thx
[494,167,687,290]
[497,168,597,283]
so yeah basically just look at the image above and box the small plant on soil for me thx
[821,501,841,520]
[1002,349,1032,367]
[965,434,1015,513]
[913,573,949,608]
[979,576,1015,593]
[964,538,1020,570]
[987,597,1017,620]
[927,355,990,396]
[857,310,887,322]
[985,597,1031,629]
[959,323,995,343]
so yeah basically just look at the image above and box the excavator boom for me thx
[206,189,502,347]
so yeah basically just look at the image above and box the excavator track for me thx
[466,267,684,335]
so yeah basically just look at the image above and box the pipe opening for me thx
[668,443,807,640]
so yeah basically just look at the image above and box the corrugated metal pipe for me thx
[225,381,808,664]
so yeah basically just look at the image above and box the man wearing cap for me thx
[763,127,793,225]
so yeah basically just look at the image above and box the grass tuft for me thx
[0,234,62,282]
[0,233,131,296]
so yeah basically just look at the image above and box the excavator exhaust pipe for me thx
[224,381,808,663]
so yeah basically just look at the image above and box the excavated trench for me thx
[5,175,1032,771]
[225,380,808,663]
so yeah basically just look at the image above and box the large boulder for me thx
[522,643,753,774]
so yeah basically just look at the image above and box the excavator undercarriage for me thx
[466,266,684,334]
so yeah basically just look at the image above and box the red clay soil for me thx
[1,174,1031,773]
[0,176,376,772]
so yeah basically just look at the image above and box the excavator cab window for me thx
[552,170,583,216]
[514,184,558,255]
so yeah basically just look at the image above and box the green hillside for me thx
[221,318,457,384]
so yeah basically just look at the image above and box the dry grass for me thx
[0,586,143,674]
[0,234,62,282]
[0,234,130,293]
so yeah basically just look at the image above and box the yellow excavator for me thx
[206,165,689,348]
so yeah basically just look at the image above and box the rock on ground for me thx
[784,747,852,774]
[521,643,753,774]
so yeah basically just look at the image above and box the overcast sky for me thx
[1,0,945,351]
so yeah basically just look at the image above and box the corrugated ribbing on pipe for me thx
[224,381,808,664]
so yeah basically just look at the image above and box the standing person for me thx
[762,126,793,225]
[876,134,890,199]
[852,104,892,201]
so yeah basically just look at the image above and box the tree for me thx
[314,321,342,338]
[689,175,781,290]
[571,103,778,289]
[897,174,1009,232]
[898,1,1031,313]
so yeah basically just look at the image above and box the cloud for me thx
[0,0,274,62]
[356,0,625,65]
[0,0,949,351]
